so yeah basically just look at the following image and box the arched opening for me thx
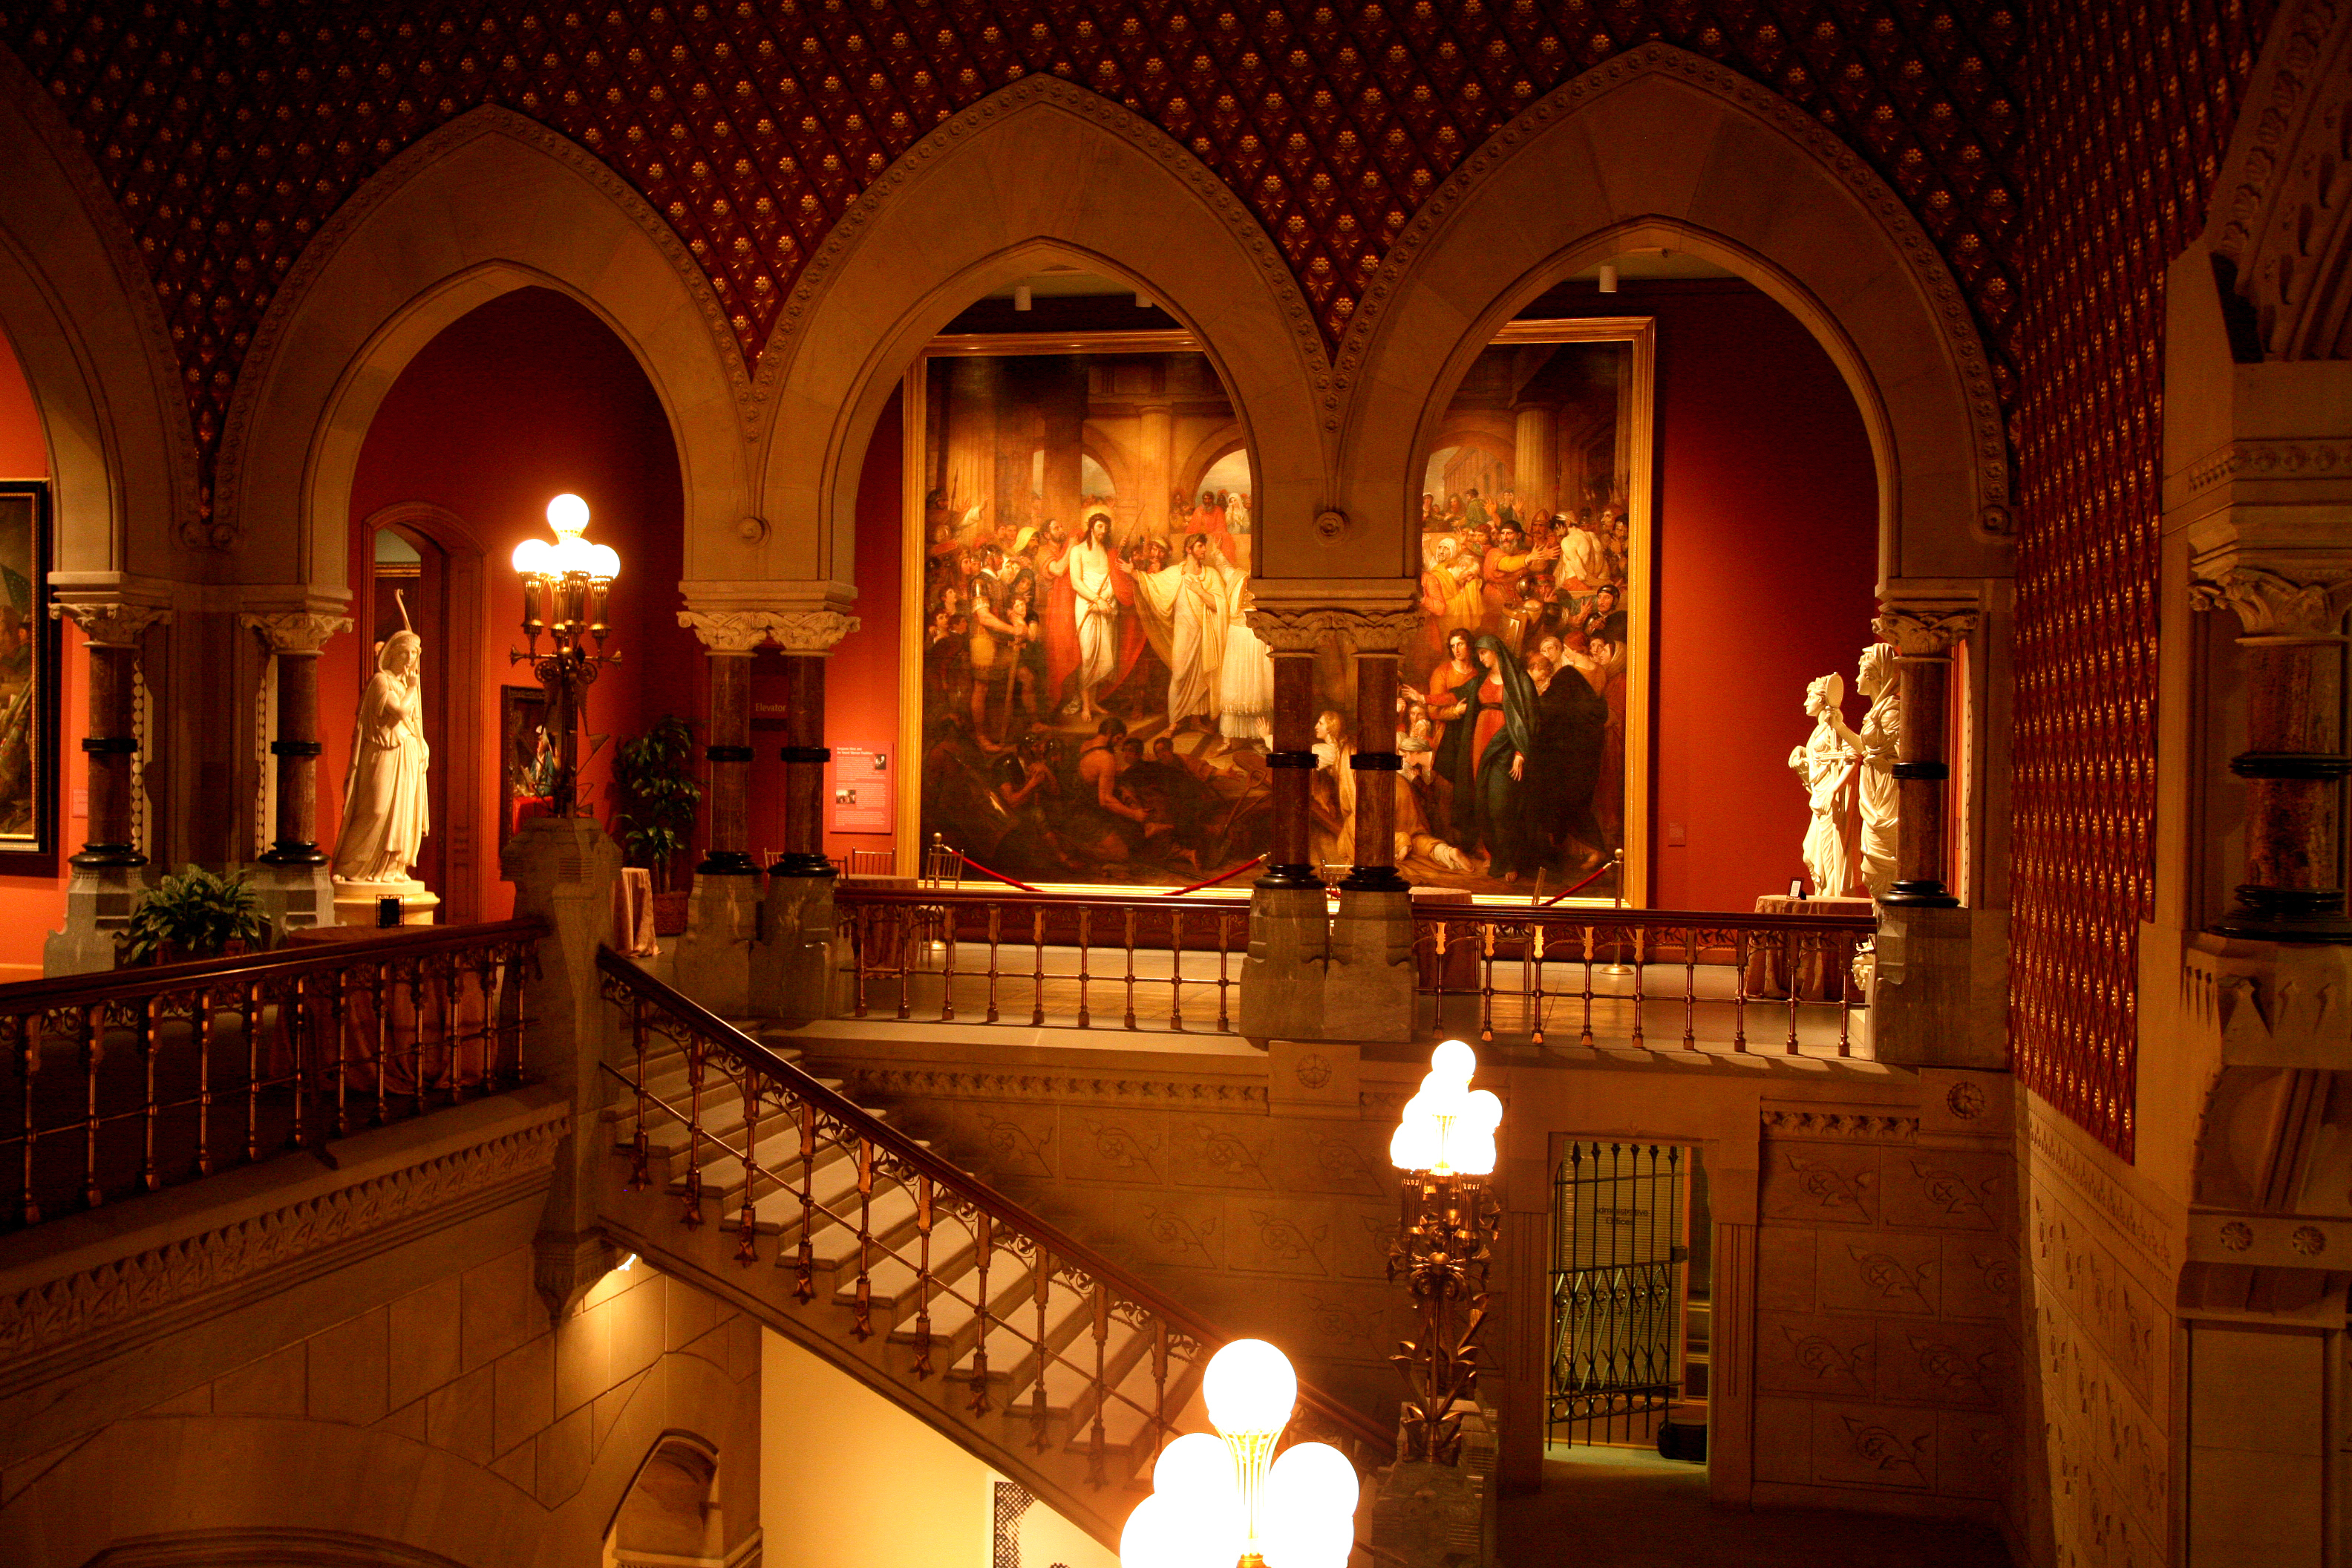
[325,287,699,921]
[604,1436,725,1568]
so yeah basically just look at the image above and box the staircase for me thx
[589,950,1392,1549]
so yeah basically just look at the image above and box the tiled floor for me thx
[1500,1446,2013,1567]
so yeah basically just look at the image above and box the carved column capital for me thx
[676,610,772,653]
[1247,604,1419,653]
[1872,606,1980,658]
[239,611,351,656]
[766,609,861,654]
[2191,566,2352,642]
[53,601,172,648]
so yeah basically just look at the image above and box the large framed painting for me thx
[1391,318,1654,904]
[0,483,56,869]
[498,683,553,854]
[899,333,1272,889]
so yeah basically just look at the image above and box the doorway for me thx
[1546,1139,1711,1452]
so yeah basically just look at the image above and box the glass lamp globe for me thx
[546,491,590,537]
[1267,1441,1359,1519]
[588,541,621,581]
[1430,1039,1477,1085]
[512,536,553,575]
[1203,1339,1297,1437]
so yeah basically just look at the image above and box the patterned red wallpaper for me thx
[0,0,2022,492]
[2006,0,2273,1159]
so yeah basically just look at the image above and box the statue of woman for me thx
[1829,644,1901,898]
[333,630,431,884]
[1788,671,1855,898]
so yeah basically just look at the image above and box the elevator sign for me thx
[829,747,892,834]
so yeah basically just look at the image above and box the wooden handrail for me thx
[595,944,1396,1460]
[838,885,1252,912]
[0,918,552,1010]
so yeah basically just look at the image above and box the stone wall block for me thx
[1222,1195,1339,1277]
[555,1298,612,1417]
[212,1343,305,1417]
[665,1270,720,1350]
[1808,1399,1939,1491]
[535,1405,595,1507]
[1933,1411,2013,1500]
[1263,1119,1391,1198]
[1756,1226,1820,1311]
[1754,1310,1878,1399]
[460,1249,537,1372]
[425,1362,497,1466]
[1111,1188,1224,1271]
[1752,1396,1814,1484]
[1872,1317,2010,1410]
[389,1275,463,1409]
[1059,1108,1168,1184]
[491,1332,555,1457]
[305,1306,391,1425]
[1879,1150,2010,1232]
[1760,1143,1881,1226]
[1167,1113,1278,1190]
[1936,1236,2020,1322]
[1814,1232,1941,1316]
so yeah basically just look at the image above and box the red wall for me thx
[330,287,698,921]
[835,284,1878,912]
[0,329,76,978]
[1645,287,1879,910]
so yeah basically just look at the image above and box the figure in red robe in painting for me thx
[1043,510,1146,721]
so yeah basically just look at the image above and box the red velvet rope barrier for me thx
[935,849,1267,900]
[1157,852,1268,898]
[1535,848,1624,908]
[941,850,1046,894]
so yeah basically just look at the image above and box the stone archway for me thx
[213,106,752,601]
[748,76,1339,611]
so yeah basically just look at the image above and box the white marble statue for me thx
[333,630,431,883]
[1788,672,1856,899]
[1829,644,1901,898]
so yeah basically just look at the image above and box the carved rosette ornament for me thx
[2190,565,2352,941]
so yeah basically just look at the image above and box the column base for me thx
[331,878,441,927]
[246,860,337,941]
[696,850,760,877]
[1327,887,1417,1042]
[1872,906,2008,1068]
[1254,862,1324,892]
[752,873,840,1024]
[2212,886,2352,944]
[42,863,151,976]
[673,872,762,1016]
[769,852,835,880]
[1878,879,1960,909]
[1238,886,1329,1042]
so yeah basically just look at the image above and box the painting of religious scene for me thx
[0,483,55,862]
[908,344,1273,888]
[1373,321,1650,903]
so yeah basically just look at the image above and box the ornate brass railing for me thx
[0,919,543,1229]
[836,886,1249,1033]
[1417,906,1877,1055]
[597,947,1391,1487]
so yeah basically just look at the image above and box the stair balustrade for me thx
[593,947,1392,1546]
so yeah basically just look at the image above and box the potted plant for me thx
[613,714,701,935]
[120,865,270,966]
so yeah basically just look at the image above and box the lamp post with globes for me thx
[1120,1339,1359,1568]
[510,493,620,814]
[1386,1039,1503,1466]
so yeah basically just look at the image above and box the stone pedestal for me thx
[1365,1457,1495,1568]
[752,872,839,1023]
[1327,887,1416,1042]
[673,872,761,1016]
[42,865,146,976]
[1238,886,1328,1042]
[501,814,622,1323]
[1871,906,2008,1068]
[248,861,337,938]
[331,877,440,927]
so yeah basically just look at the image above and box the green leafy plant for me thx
[613,715,701,893]
[122,865,269,964]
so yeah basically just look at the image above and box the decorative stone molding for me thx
[2189,565,2352,641]
[766,609,862,655]
[2025,1104,2175,1278]
[216,107,751,542]
[0,1113,569,1365]
[757,74,1333,416]
[239,611,351,656]
[52,601,172,648]
[1759,1108,1919,1143]
[1247,603,1420,655]
[2186,438,2352,497]
[676,610,774,654]
[2210,0,2352,358]
[828,1064,1268,1109]
[2188,1209,2347,1271]
[1336,42,2010,537]
[1871,606,1980,658]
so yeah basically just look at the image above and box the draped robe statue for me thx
[1831,644,1901,898]
[333,630,431,884]
[1788,671,1857,898]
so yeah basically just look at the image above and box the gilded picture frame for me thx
[0,482,57,869]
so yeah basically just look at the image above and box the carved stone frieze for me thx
[1759,1108,1919,1143]
[829,1064,1268,1109]
[1871,606,1981,658]
[2210,0,2352,358]
[2025,1102,2176,1279]
[2189,564,2352,641]
[0,1114,568,1366]
[239,611,352,656]
[53,601,172,649]
[2186,438,2352,497]
[677,610,774,654]
[766,609,863,655]
[1247,604,1420,655]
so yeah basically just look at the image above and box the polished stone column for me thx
[1240,613,1329,1042]
[242,611,351,941]
[1342,648,1408,893]
[674,610,771,1012]
[2194,565,2352,940]
[754,609,859,1022]
[1873,606,1979,908]
[45,601,170,975]
[1262,651,1320,889]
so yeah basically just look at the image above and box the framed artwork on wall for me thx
[0,482,57,869]
[499,682,552,854]
[896,318,1653,904]
[899,333,1272,890]
[1395,318,1655,905]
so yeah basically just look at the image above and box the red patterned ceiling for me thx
[3,0,2022,480]
[2007,0,2273,1160]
